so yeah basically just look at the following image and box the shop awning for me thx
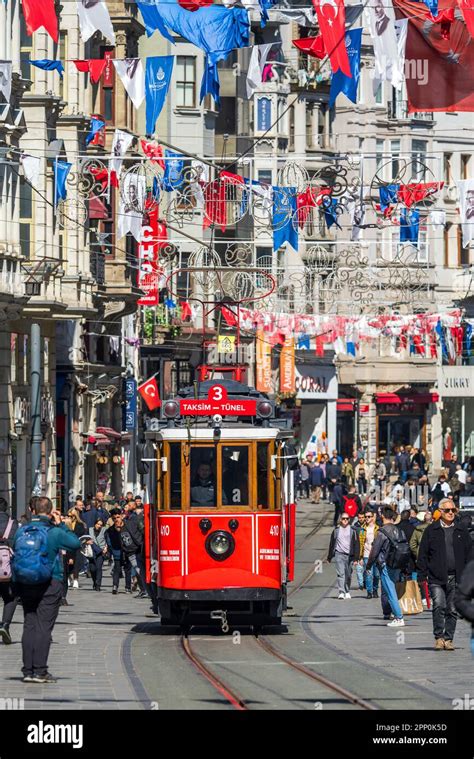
[96,426,122,440]
[375,392,439,405]
[337,399,356,412]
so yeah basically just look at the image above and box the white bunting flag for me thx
[429,209,446,231]
[456,179,474,247]
[21,154,42,187]
[0,62,12,103]
[366,0,403,92]
[76,0,115,45]
[246,43,273,99]
[110,129,134,180]
[118,174,146,242]
[112,59,145,110]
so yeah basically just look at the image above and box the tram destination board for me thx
[179,384,257,416]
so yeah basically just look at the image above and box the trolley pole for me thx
[31,322,42,497]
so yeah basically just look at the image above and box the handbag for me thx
[80,538,94,559]
[396,579,424,615]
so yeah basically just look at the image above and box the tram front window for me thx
[190,447,217,507]
[222,446,249,506]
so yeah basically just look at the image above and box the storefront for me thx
[295,362,338,457]
[374,392,439,456]
[438,366,474,461]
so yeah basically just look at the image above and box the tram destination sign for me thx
[179,385,257,416]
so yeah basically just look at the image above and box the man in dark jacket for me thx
[105,512,132,594]
[309,462,324,504]
[396,447,410,483]
[399,509,417,578]
[455,559,474,657]
[0,498,19,644]
[418,498,473,650]
[13,497,81,683]
[326,457,342,483]
[330,479,345,526]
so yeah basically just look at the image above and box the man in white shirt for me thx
[455,465,467,486]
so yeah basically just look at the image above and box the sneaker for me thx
[373,591,379,598]
[337,592,345,599]
[444,640,455,651]
[125,589,132,594]
[345,592,351,599]
[135,591,148,599]
[358,586,364,591]
[22,674,35,683]
[387,618,405,627]
[30,673,57,684]
[422,599,427,607]
[112,586,118,595]
[72,580,79,589]
[435,638,445,650]
[366,592,373,599]
[0,625,12,645]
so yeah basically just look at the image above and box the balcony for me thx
[387,101,434,123]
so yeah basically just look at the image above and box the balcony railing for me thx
[387,101,434,122]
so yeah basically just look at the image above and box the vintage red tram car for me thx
[142,380,297,629]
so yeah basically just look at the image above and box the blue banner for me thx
[54,161,72,207]
[145,56,174,137]
[124,378,137,432]
[379,184,399,213]
[273,187,298,252]
[257,97,272,131]
[400,208,420,245]
[162,150,184,192]
[329,27,362,109]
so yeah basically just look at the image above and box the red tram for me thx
[142,380,297,630]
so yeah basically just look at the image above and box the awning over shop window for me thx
[337,399,356,412]
[375,392,439,405]
[96,426,122,440]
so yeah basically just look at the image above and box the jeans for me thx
[89,554,104,589]
[357,477,367,495]
[334,551,352,594]
[363,557,379,594]
[429,576,458,641]
[379,565,403,619]
[0,582,19,626]
[17,579,63,677]
[112,556,131,590]
[400,471,408,483]
[356,562,365,589]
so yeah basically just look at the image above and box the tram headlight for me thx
[257,401,273,419]
[163,401,179,419]
[205,530,235,562]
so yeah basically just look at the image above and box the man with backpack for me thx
[12,497,81,683]
[366,506,409,627]
[120,512,147,598]
[0,498,19,644]
[342,485,362,520]
[418,498,473,651]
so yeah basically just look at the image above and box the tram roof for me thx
[145,427,285,441]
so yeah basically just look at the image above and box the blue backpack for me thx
[12,523,55,584]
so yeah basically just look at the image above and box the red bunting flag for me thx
[397,182,443,207]
[178,0,213,9]
[21,0,58,41]
[180,301,192,320]
[311,0,351,76]
[73,60,107,85]
[292,35,326,60]
[138,376,161,411]
[221,306,238,327]
[140,139,165,169]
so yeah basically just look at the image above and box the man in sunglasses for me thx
[418,498,473,650]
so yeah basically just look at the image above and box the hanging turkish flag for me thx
[178,0,213,9]
[21,0,58,41]
[311,0,351,76]
[455,0,474,38]
[140,139,165,169]
[73,60,107,85]
[138,376,161,411]
[221,306,238,326]
[293,35,326,59]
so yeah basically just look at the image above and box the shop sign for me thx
[280,337,295,393]
[295,365,337,400]
[438,366,474,398]
[180,385,256,416]
[256,329,272,394]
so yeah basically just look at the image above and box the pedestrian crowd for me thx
[297,448,474,650]
[0,490,152,684]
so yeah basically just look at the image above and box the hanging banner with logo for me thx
[145,56,174,137]
[279,336,295,393]
[138,204,167,306]
[256,330,273,394]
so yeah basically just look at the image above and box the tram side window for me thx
[169,443,182,509]
[222,446,249,506]
[257,442,269,510]
[190,447,217,507]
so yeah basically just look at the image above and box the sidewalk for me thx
[0,574,152,710]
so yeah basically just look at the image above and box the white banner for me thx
[367,0,403,92]
[113,59,145,110]
[76,0,115,45]
[0,62,12,103]
[456,179,474,247]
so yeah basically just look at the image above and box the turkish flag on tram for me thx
[138,376,161,411]
[394,0,474,111]
[21,0,58,41]
[311,0,351,76]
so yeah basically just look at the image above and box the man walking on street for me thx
[0,497,19,644]
[12,497,81,683]
[366,506,408,627]
[418,498,473,650]
[309,460,324,504]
